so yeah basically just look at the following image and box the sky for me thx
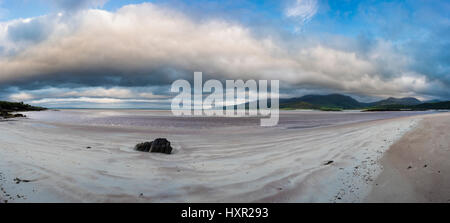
[0,0,449,108]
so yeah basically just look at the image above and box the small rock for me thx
[323,160,334,165]
[14,178,31,184]
[423,164,428,168]
[13,113,26,118]
[407,166,412,169]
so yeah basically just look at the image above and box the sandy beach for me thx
[366,112,450,202]
[0,110,448,203]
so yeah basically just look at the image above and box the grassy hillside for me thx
[0,101,46,112]
[370,97,422,106]
[227,94,448,111]
[363,101,450,111]
[413,101,450,109]
[0,101,46,118]
[281,94,362,109]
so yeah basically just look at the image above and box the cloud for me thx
[5,85,172,108]
[29,97,163,105]
[46,0,108,12]
[0,2,448,105]
[7,18,52,43]
[5,86,170,100]
[285,0,318,31]
[9,92,34,101]
[61,87,134,98]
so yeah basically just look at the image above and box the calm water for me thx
[22,109,442,130]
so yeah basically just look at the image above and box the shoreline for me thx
[365,112,450,202]
[0,111,444,203]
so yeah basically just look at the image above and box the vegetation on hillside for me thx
[363,101,450,111]
[278,94,449,111]
[281,94,362,109]
[226,94,449,112]
[0,101,46,119]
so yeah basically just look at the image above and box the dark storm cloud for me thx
[0,67,192,92]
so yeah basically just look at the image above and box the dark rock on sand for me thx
[0,112,26,119]
[135,141,153,152]
[150,138,173,154]
[324,160,334,165]
[14,178,31,184]
[135,138,173,154]
[0,111,11,118]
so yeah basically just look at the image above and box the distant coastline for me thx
[226,93,450,112]
[0,101,46,119]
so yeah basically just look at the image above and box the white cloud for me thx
[6,86,170,104]
[30,97,164,104]
[61,88,134,98]
[285,0,318,31]
[9,92,34,101]
[138,92,169,99]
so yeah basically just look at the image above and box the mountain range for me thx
[279,94,450,110]
[279,94,425,110]
[228,94,448,111]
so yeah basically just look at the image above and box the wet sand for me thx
[366,112,450,203]
[0,110,444,203]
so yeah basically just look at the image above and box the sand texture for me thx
[366,112,450,203]
[1,110,445,203]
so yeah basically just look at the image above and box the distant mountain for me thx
[225,93,448,111]
[370,97,422,106]
[280,94,423,109]
[280,94,362,109]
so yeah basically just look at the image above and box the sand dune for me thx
[0,110,444,203]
